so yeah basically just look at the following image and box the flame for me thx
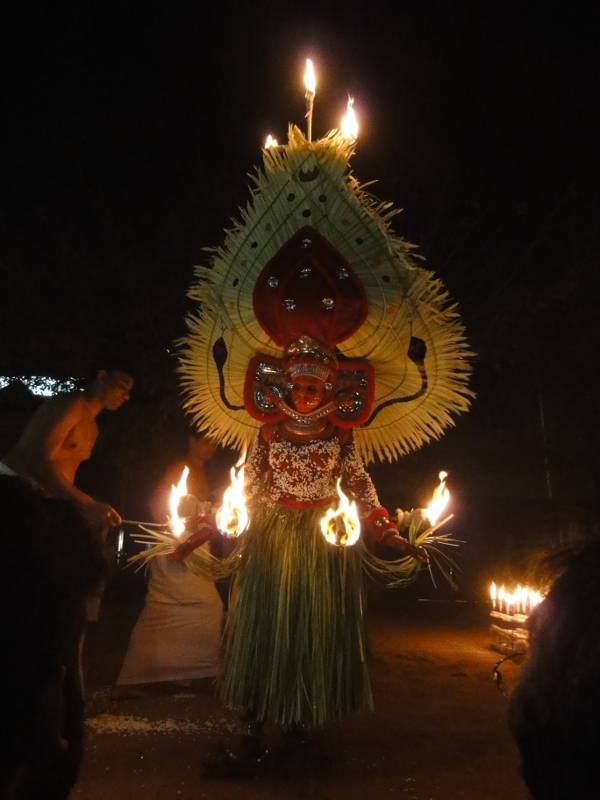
[304,59,316,94]
[320,478,361,546]
[489,582,545,615]
[424,471,450,526]
[169,466,189,538]
[529,590,542,608]
[216,449,249,538]
[505,592,515,614]
[341,97,358,141]
[265,134,278,148]
[515,584,522,610]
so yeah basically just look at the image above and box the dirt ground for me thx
[77,586,530,800]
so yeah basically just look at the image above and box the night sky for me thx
[2,0,597,367]
[1,1,599,553]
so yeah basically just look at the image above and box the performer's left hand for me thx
[396,508,428,534]
[169,524,213,562]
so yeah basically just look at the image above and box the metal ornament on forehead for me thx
[283,335,338,383]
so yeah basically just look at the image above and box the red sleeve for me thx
[339,430,381,516]
[339,430,398,540]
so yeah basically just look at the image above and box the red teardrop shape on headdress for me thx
[253,226,368,348]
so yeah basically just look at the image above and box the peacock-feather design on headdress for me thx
[181,125,472,463]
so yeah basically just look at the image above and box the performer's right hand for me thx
[83,502,121,530]
[384,534,429,564]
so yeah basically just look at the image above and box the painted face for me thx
[98,370,134,410]
[289,374,325,414]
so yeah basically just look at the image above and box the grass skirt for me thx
[218,503,373,727]
[132,502,455,725]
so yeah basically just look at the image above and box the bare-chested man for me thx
[2,363,133,530]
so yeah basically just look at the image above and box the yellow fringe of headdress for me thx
[181,125,473,462]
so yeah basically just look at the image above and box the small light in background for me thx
[0,376,77,396]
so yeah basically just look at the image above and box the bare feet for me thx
[203,738,270,779]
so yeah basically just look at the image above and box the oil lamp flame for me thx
[515,584,522,610]
[490,581,497,609]
[489,582,544,615]
[320,478,361,546]
[424,471,450,526]
[529,590,542,608]
[169,466,189,538]
[216,449,249,538]
[304,59,316,94]
[265,134,278,148]
[341,97,358,141]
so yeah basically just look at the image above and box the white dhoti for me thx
[116,543,223,685]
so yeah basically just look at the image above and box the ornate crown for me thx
[283,335,338,381]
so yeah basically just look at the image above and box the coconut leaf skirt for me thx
[218,503,373,727]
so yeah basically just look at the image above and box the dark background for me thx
[1,0,598,594]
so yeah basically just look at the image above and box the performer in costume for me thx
[133,125,472,771]
[217,334,427,736]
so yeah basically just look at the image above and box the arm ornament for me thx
[168,518,215,562]
[365,507,399,542]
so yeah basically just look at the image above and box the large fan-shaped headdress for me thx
[181,126,472,463]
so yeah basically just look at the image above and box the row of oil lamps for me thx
[488,583,545,654]
[489,582,543,618]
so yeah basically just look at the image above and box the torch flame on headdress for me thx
[341,97,358,142]
[304,59,316,142]
[216,449,250,538]
[321,478,361,546]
